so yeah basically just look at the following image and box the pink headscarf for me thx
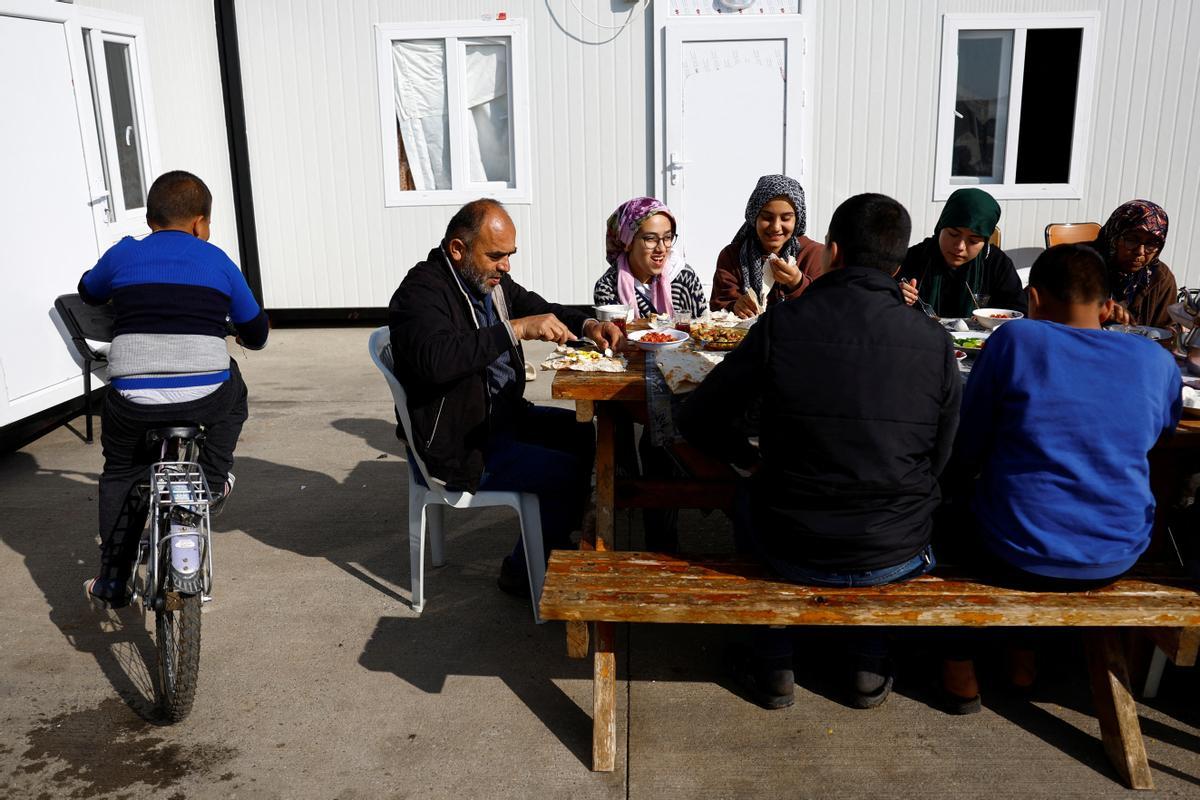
[605,197,677,319]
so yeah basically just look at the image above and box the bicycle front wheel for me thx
[156,590,201,722]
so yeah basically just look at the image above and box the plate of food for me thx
[1105,325,1176,350]
[628,328,690,351]
[950,331,991,352]
[540,345,627,373]
[690,322,749,351]
[1183,382,1200,419]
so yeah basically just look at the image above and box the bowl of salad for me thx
[973,308,1024,330]
[628,328,690,351]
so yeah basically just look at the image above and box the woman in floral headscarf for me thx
[593,197,707,319]
[1089,200,1177,328]
[710,174,825,318]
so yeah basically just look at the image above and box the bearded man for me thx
[388,199,622,599]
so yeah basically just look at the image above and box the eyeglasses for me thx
[1116,234,1161,254]
[638,233,678,250]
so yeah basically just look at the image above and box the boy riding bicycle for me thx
[78,171,268,607]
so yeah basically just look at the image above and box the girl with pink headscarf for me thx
[593,197,706,319]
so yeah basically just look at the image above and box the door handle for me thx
[125,125,134,147]
[89,191,113,223]
[666,151,691,185]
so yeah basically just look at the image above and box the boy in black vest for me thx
[680,193,961,709]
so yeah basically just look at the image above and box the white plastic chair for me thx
[368,327,546,622]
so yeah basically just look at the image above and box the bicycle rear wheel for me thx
[155,588,201,722]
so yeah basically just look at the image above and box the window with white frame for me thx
[78,15,156,229]
[375,21,530,206]
[934,13,1098,200]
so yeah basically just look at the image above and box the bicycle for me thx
[127,425,215,722]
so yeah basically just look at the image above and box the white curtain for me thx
[463,38,511,184]
[392,37,512,190]
[392,40,450,191]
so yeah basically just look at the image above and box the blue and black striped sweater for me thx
[79,230,268,391]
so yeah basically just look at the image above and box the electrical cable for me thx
[564,0,651,32]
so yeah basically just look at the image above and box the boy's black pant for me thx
[96,361,248,583]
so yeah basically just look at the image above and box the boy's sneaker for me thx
[850,655,894,709]
[1006,647,1037,691]
[209,472,236,515]
[728,645,795,710]
[84,577,130,610]
[939,658,983,714]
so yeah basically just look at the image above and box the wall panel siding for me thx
[84,0,240,263]
[234,0,1199,307]
[809,0,1200,289]
[236,0,652,309]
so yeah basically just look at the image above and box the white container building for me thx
[2,0,1198,436]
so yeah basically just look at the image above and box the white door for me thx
[0,10,104,426]
[660,18,808,294]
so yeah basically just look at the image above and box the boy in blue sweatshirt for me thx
[78,171,269,607]
[942,243,1181,710]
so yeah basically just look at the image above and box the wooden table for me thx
[553,344,1200,553]
[551,347,647,552]
[551,344,1200,772]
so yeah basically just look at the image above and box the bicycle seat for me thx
[146,426,205,445]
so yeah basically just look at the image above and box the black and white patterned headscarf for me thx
[731,174,808,297]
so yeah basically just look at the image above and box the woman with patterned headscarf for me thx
[710,174,825,318]
[1089,200,1176,328]
[593,196,707,319]
[897,188,1026,319]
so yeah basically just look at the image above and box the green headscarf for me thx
[924,188,1001,314]
[934,188,1001,238]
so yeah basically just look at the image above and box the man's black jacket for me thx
[678,265,962,571]
[388,248,589,492]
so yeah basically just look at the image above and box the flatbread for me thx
[706,310,740,326]
[656,347,724,393]
[540,346,627,373]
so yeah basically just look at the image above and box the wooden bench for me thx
[539,551,1200,788]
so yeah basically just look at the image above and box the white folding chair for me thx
[367,327,546,622]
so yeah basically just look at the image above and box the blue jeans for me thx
[732,483,936,663]
[477,405,594,568]
[762,547,935,588]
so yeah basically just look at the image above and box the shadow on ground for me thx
[0,451,160,721]
[6,415,1198,789]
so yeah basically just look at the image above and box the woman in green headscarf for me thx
[897,188,1026,318]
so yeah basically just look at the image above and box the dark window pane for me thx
[1015,28,1082,184]
[952,31,1013,181]
[103,40,146,210]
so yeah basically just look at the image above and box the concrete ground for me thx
[2,327,1199,799]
